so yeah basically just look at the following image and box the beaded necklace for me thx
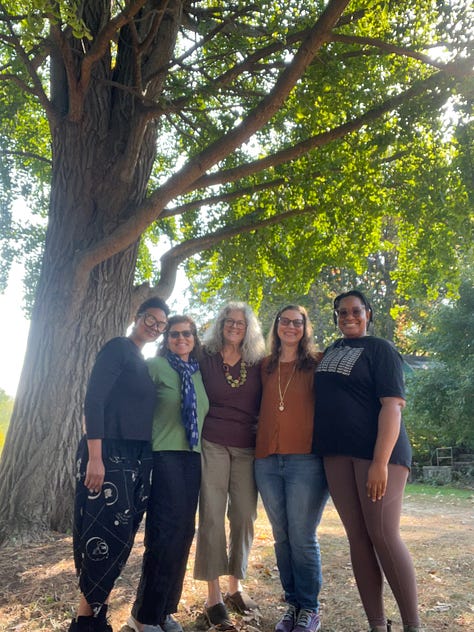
[223,360,247,388]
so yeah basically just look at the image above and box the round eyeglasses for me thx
[142,312,168,332]
[335,307,366,318]
[224,318,247,330]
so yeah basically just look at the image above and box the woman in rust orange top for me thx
[255,305,328,632]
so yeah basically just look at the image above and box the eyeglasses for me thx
[335,307,366,318]
[278,316,304,328]
[224,318,247,330]
[169,330,193,339]
[142,312,168,332]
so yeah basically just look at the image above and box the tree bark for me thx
[0,185,149,543]
[0,119,160,542]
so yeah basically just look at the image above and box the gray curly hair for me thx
[204,301,265,365]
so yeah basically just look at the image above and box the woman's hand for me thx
[367,460,388,501]
[84,438,104,493]
[368,396,405,502]
[84,456,105,493]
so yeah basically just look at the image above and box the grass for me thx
[405,482,474,499]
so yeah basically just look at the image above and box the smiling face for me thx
[277,308,305,348]
[166,322,195,361]
[222,309,247,347]
[335,295,370,339]
[132,307,168,348]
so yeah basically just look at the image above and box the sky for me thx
[0,263,30,396]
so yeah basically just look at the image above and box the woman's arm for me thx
[83,340,126,491]
[84,438,105,493]
[367,396,406,502]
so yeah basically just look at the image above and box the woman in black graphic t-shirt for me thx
[313,290,421,632]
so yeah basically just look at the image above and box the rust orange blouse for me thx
[256,356,315,459]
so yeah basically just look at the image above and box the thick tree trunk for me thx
[0,122,158,542]
[0,244,140,541]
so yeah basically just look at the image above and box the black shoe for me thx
[204,603,238,632]
[68,617,96,632]
[94,613,113,632]
[68,615,113,632]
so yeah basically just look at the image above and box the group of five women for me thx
[68,291,422,632]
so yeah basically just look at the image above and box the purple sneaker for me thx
[275,604,298,632]
[293,609,321,632]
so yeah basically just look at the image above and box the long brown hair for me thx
[266,304,318,373]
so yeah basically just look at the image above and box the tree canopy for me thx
[0,0,472,541]
[1,0,472,307]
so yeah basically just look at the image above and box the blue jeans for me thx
[254,454,329,611]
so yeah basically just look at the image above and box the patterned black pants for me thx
[72,437,152,615]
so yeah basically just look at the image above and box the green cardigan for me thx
[146,355,209,452]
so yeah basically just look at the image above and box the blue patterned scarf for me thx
[166,351,200,449]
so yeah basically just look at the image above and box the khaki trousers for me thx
[194,438,258,580]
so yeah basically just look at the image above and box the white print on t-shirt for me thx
[317,346,364,376]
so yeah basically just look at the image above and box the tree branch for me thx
[0,149,51,165]
[188,70,456,191]
[330,33,455,73]
[161,178,286,218]
[79,0,149,97]
[73,0,351,283]
[154,204,322,298]
[0,8,54,122]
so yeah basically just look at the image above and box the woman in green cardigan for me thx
[127,315,209,632]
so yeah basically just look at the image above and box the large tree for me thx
[0,0,472,541]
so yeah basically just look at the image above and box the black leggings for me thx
[324,456,419,628]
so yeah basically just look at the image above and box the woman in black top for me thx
[68,297,169,632]
[313,290,421,632]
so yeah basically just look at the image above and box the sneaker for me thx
[275,604,298,632]
[162,615,183,632]
[126,614,164,632]
[293,609,321,632]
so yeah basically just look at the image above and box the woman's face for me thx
[277,309,305,347]
[167,322,195,361]
[134,307,168,346]
[335,296,370,339]
[222,309,247,347]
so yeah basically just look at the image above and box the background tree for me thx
[0,0,472,542]
[403,276,474,462]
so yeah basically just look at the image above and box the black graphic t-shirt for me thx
[313,336,411,468]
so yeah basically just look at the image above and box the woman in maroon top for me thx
[194,302,265,631]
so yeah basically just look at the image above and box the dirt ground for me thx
[0,492,473,632]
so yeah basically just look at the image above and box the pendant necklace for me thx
[278,360,296,411]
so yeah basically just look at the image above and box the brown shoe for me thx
[205,603,238,632]
[224,591,259,614]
